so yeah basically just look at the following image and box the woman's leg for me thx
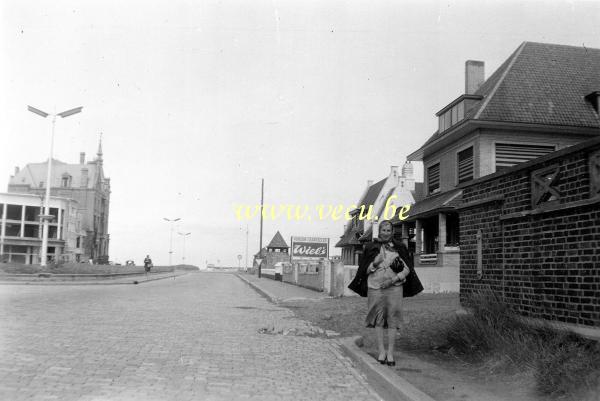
[386,286,404,362]
[386,327,396,361]
[376,326,386,360]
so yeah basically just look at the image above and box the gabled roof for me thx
[361,178,386,208]
[417,41,600,152]
[9,159,104,189]
[267,231,288,249]
[337,177,388,247]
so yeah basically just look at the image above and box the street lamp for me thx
[28,105,83,267]
[178,232,191,264]
[163,217,180,267]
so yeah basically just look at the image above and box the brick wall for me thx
[459,137,600,327]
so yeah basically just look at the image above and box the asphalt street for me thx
[0,273,381,401]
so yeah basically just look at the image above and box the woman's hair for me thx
[379,220,393,231]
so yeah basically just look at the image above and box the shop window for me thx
[6,204,22,220]
[427,163,440,194]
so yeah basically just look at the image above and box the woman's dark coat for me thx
[348,239,413,297]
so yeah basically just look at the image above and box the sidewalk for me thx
[236,272,533,401]
[0,270,189,285]
[236,272,332,303]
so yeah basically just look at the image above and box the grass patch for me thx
[433,290,600,400]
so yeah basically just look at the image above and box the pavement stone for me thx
[0,272,382,401]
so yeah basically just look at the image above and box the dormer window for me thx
[61,174,72,188]
[436,94,483,134]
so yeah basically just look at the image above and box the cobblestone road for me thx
[0,273,381,401]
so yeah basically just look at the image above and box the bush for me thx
[438,289,600,398]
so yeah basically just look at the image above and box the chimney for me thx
[80,168,88,187]
[402,161,414,178]
[367,180,373,187]
[14,166,20,175]
[465,60,485,94]
[80,152,85,164]
[390,166,399,177]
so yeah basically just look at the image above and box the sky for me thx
[1,0,599,266]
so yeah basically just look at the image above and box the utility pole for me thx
[245,224,249,271]
[258,178,264,278]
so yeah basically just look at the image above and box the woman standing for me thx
[349,220,411,366]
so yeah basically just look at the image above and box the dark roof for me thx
[267,231,288,249]
[420,41,600,150]
[337,177,389,247]
[254,247,267,258]
[391,189,462,223]
[335,221,364,247]
[361,178,386,208]
[9,158,104,189]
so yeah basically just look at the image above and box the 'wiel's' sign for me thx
[291,236,329,259]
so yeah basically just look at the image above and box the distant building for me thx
[0,192,85,264]
[7,140,110,263]
[336,164,424,265]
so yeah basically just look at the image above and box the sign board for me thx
[290,236,329,260]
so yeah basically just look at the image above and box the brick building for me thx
[7,141,110,263]
[459,137,600,333]
[394,41,600,272]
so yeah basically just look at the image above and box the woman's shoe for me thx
[377,357,387,364]
[386,360,396,367]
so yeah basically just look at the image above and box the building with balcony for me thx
[0,192,85,264]
[7,140,110,263]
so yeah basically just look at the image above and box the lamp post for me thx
[28,105,82,266]
[178,231,191,264]
[163,217,180,267]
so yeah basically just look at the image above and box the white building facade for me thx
[0,193,85,264]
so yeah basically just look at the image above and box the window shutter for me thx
[457,147,474,184]
[427,163,440,194]
[495,143,555,171]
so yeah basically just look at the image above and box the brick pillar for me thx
[438,212,447,252]
[415,219,423,254]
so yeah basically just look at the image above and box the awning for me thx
[391,189,462,223]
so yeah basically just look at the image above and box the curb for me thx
[235,273,281,303]
[338,336,437,401]
[0,271,189,286]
